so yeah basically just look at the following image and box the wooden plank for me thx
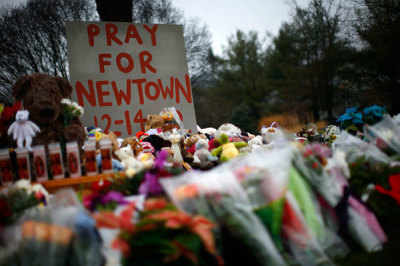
[0,172,126,194]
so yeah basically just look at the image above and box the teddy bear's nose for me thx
[39,108,55,118]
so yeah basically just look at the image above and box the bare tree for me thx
[0,0,213,109]
[129,0,214,89]
[0,0,96,105]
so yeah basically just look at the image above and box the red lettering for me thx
[139,51,156,74]
[143,24,158,46]
[101,114,112,133]
[76,80,96,107]
[124,110,132,135]
[158,78,174,99]
[87,24,100,46]
[112,80,131,105]
[96,81,112,106]
[125,24,143,44]
[176,110,183,121]
[105,23,123,46]
[116,53,134,73]
[134,109,146,132]
[132,79,147,104]
[145,81,160,101]
[175,75,192,104]
[99,53,112,73]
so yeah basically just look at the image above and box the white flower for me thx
[333,150,350,178]
[71,101,84,117]
[61,98,72,105]
[125,168,136,178]
[382,130,393,141]
[15,179,32,192]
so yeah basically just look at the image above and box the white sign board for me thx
[66,21,197,137]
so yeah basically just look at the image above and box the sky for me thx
[173,0,311,55]
[0,0,311,55]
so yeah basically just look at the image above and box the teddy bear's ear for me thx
[56,76,73,97]
[13,76,31,101]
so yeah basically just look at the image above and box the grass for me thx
[258,112,327,133]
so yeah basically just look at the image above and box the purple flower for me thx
[101,191,129,205]
[155,150,168,169]
[83,192,103,212]
[139,170,164,196]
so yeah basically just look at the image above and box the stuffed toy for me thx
[162,123,180,132]
[121,136,139,147]
[115,145,144,177]
[144,114,165,132]
[87,128,103,141]
[192,139,218,170]
[162,111,174,122]
[240,135,265,153]
[211,133,247,162]
[168,129,184,163]
[261,123,285,144]
[197,125,217,138]
[12,73,86,148]
[143,134,171,152]
[136,131,149,141]
[140,141,155,154]
[179,137,194,164]
[215,123,241,139]
[129,139,143,157]
[137,152,155,169]
[7,110,40,150]
[185,134,208,149]
[186,134,217,154]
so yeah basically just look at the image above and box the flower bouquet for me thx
[83,179,129,212]
[162,167,285,266]
[230,148,337,265]
[94,197,222,266]
[5,189,104,266]
[364,115,400,159]
[0,180,49,227]
[107,150,185,197]
[293,143,387,252]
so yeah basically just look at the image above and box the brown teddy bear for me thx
[185,134,208,149]
[12,73,86,148]
[144,114,165,132]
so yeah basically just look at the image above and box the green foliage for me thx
[353,0,400,114]
[0,188,39,226]
[109,170,146,195]
[210,30,272,132]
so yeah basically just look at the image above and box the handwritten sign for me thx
[65,21,197,137]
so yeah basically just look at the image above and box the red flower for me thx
[375,174,400,205]
[91,179,112,193]
[1,102,22,121]
[144,198,168,211]
[312,162,318,169]
[112,237,131,257]
[94,201,136,233]
[0,198,12,221]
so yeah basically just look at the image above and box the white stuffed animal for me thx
[115,145,144,177]
[193,139,218,163]
[197,125,217,137]
[8,110,40,150]
[215,123,241,139]
[261,125,284,144]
